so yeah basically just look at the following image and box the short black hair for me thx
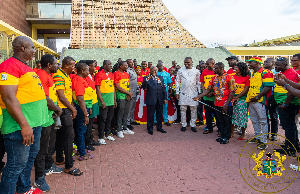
[236,62,249,77]
[185,57,192,60]
[276,57,289,66]
[78,60,94,66]
[119,61,127,67]
[215,62,224,69]
[62,56,75,67]
[207,58,215,62]
[103,60,110,66]
[293,53,300,60]
[40,54,55,68]
[36,60,41,64]
[76,63,88,73]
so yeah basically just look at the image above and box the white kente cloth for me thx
[175,67,200,106]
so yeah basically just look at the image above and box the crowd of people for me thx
[0,36,300,194]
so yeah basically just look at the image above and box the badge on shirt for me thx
[1,74,7,81]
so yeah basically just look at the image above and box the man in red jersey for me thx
[35,54,62,192]
[200,58,218,134]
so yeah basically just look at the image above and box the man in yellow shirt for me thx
[53,56,83,176]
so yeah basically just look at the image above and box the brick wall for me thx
[0,0,32,37]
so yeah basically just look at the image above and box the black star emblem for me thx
[266,152,273,158]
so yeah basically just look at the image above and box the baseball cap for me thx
[225,56,239,61]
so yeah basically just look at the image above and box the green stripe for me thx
[42,102,57,127]
[101,93,115,106]
[1,99,48,135]
[73,100,93,109]
[55,83,64,86]
[0,114,3,129]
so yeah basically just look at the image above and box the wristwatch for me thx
[84,114,89,117]
[283,84,290,90]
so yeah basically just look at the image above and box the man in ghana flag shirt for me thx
[53,57,83,176]
[245,57,273,150]
[273,57,300,156]
[0,36,48,194]
[34,54,63,192]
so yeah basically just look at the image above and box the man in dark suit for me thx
[142,66,168,135]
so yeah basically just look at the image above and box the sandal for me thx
[64,168,83,176]
[238,137,246,140]
[203,130,209,134]
[55,161,65,165]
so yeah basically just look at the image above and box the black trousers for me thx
[147,101,163,132]
[0,133,5,171]
[204,100,218,131]
[34,125,53,180]
[197,104,204,122]
[85,117,94,146]
[265,99,278,135]
[214,106,233,139]
[278,104,299,151]
[98,105,114,138]
[45,125,56,170]
[56,108,74,169]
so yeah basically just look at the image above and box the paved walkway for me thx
[4,120,300,193]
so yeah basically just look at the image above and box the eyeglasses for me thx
[291,60,299,62]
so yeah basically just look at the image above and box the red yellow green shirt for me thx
[72,75,93,108]
[233,74,250,100]
[36,69,57,127]
[274,68,300,105]
[209,73,236,107]
[0,57,48,134]
[200,69,215,101]
[95,70,115,106]
[245,68,274,104]
[85,75,98,105]
[53,69,73,108]
[114,71,130,100]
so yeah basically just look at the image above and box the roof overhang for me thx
[0,20,59,57]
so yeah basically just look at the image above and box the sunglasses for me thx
[291,60,299,62]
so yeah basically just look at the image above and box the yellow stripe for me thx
[274,85,288,94]
[0,73,19,85]
[263,78,273,83]
[49,85,57,103]
[100,80,114,93]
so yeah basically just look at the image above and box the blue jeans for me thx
[0,126,42,194]
[74,103,89,157]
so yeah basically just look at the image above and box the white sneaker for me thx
[98,139,106,145]
[117,131,124,138]
[123,129,134,135]
[105,136,115,141]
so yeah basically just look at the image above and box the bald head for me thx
[150,66,157,76]
[12,36,36,62]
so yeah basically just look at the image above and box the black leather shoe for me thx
[181,127,186,132]
[191,127,197,132]
[131,121,140,125]
[157,129,167,133]
[165,122,171,126]
[220,138,229,144]
[90,140,100,146]
[148,131,153,135]
[127,125,134,130]
[216,138,222,142]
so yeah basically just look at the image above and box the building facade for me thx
[71,0,205,49]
